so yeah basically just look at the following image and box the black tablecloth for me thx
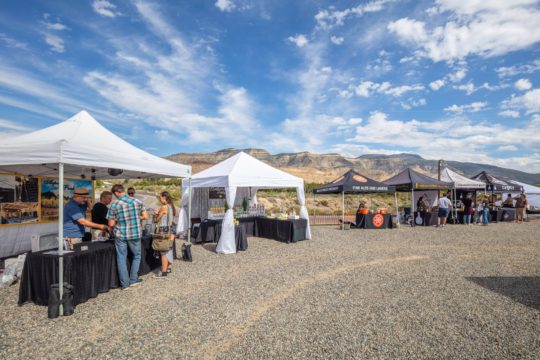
[194,219,248,251]
[255,218,308,243]
[354,213,393,229]
[19,235,169,306]
[411,212,438,226]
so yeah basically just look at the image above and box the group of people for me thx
[415,191,530,227]
[63,185,178,289]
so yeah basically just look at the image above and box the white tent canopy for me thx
[508,180,540,208]
[177,152,311,254]
[440,167,486,189]
[0,110,191,179]
[0,110,191,310]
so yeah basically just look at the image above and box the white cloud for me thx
[0,118,35,132]
[504,88,540,114]
[401,98,426,110]
[44,34,64,53]
[453,81,509,95]
[515,78,532,91]
[0,33,27,49]
[215,0,235,12]
[453,82,475,95]
[448,68,467,82]
[355,81,423,98]
[315,0,394,29]
[43,22,68,31]
[496,59,540,78]
[497,145,518,152]
[430,79,445,90]
[444,101,487,113]
[330,36,344,45]
[498,110,520,118]
[348,117,362,125]
[92,1,119,18]
[388,2,540,62]
[288,34,308,47]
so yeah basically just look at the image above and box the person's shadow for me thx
[467,276,540,310]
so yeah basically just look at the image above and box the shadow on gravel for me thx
[201,243,217,253]
[467,276,540,310]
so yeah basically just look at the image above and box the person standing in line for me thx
[153,191,176,279]
[482,199,490,225]
[514,193,528,224]
[436,192,452,228]
[127,187,136,197]
[462,192,474,225]
[107,184,148,289]
[91,191,112,240]
[63,188,109,249]
[474,199,483,224]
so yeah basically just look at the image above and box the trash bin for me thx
[48,283,75,318]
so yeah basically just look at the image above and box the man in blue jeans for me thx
[107,184,148,289]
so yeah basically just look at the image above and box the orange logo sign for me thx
[353,175,368,183]
[372,214,384,228]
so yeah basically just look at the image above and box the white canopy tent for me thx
[508,180,540,209]
[0,110,191,311]
[440,168,486,190]
[177,152,311,254]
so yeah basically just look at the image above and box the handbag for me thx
[152,227,173,252]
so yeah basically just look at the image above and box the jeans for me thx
[115,237,141,288]
[463,214,471,224]
[482,208,489,225]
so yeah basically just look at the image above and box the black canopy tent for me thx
[383,167,453,219]
[470,171,523,193]
[314,170,396,229]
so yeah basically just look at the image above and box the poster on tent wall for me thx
[413,190,438,210]
[41,178,93,222]
[0,174,39,225]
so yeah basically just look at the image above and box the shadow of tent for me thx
[467,276,540,310]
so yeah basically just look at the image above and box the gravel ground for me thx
[1,221,539,359]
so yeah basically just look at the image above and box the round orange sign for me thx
[372,214,384,228]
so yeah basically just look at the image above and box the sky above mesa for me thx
[0,0,539,172]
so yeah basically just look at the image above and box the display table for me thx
[354,213,393,229]
[255,217,308,243]
[194,219,249,251]
[18,235,169,306]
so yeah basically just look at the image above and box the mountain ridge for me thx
[165,148,540,185]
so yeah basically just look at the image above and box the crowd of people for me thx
[62,185,178,289]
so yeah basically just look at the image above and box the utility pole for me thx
[438,159,443,180]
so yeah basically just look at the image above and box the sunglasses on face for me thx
[128,192,135,195]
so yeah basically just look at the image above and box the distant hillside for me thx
[166,148,540,185]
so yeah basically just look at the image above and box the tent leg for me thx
[394,192,398,220]
[58,163,64,316]
[187,178,192,244]
[342,191,345,230]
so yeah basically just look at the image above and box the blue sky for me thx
[0,0,539,172]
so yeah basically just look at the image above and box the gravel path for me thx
[1,221,539,359]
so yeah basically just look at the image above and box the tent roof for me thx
[0,111,191,179]
[383,167,452,191]
[314,169,395,194]
[440,167,486,189]
[507,179,540,194]
[470,171,522,192]
[188,151,303,188]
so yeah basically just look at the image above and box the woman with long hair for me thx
[153,191,176,278]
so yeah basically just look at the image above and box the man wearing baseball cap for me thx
[63,187,109,249]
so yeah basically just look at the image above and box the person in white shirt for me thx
[437,193,453,228]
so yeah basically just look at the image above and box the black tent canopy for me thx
[314,169,396,194]
[314,170,396,229]
[383,167,452,215]
[470,171,523,192]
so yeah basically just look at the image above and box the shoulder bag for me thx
[152,223,173,252]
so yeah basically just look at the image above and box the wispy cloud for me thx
[496,59,540,78]
[515,78,532,91]
[0,33,27,50]
[288,34,308,47]
[92,1,120,18]
[215,0,235,12]
[355,81,424,98]
[315,0,395,29]
[444,101,488,113]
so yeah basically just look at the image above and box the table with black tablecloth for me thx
[355,213,393,229]
[411,212,438,226]
[255,217,308,243]
[18,235,170,306]
[193,219,248,251]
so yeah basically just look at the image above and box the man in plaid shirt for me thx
[107,184,148,289]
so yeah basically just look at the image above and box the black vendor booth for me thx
[471,171,523,222]
[383,168,452,226]
[314,170,396,229]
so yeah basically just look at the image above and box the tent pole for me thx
[394,192,398,220]
[342,191,345,230]
[187,178,192,244]
[58,162,64,316]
